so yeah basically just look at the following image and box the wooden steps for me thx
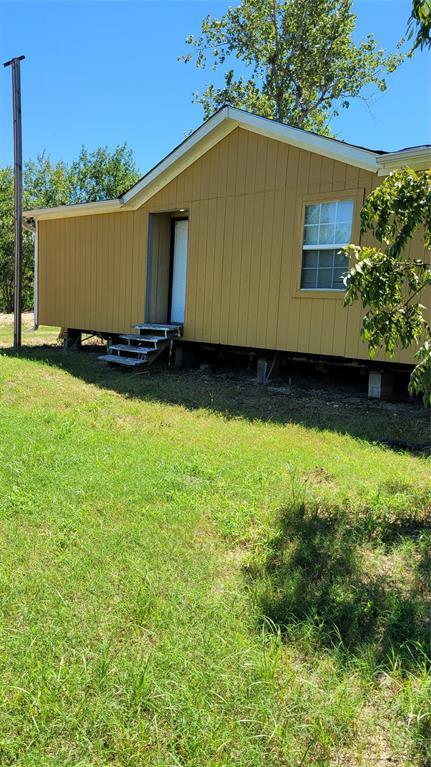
[99,323,183,369]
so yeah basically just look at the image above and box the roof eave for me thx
[23,198,122,221]
[377,147,431,175]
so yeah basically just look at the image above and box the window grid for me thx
[301,249,346,290]
[301,200,353,291]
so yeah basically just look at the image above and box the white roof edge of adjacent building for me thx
[376,146,431,175]
[23,106,429,221]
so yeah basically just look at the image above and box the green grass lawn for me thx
[0,323,430,766]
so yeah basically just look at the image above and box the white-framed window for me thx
[300,199,354,290]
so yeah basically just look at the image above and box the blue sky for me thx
[0,0,429,174]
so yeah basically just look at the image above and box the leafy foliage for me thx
[180,0,404,134]
[344,169,431,405]
[0,144,140,312]
[408,0,431,50]
[0,168,34,312]
[24,143,139,210]
[68,144,139,204]
[24,153,70,210]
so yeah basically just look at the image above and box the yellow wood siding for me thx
[39,210,147,333]
[38,127,428,363]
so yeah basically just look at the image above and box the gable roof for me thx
[24,106,431,221]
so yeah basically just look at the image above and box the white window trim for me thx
[302,243,349,251]
[300,199,353,292]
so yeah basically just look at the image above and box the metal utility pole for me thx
[3,55,25,349]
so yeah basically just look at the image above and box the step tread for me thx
[98,354,147,367]
[132,323,183,331]
[109,344,157,355]
[107,344,160,357]
[119,334,169,343]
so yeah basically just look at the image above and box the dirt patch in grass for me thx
[0,311,34,326]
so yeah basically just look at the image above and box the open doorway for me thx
[146,212,189,325]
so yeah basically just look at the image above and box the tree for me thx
[343,2,431,405]
[68,144,140,204]
[408,0,431,50]
[24,153,71,211]
[0,168,34,312]
[23,144,140,210]
[344,170,431,405]
[180,0,404,135]
[0,168,17,312]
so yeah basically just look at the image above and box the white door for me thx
[170,219,188,323]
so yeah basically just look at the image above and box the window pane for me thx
[320,202,337,224]
[304,204,320,225]
[301,268,317,288]
[334,250,348,268]
[332,268,346,288]
[335,223,351,243]
[304,225,319,245]
[317,268,333,288]
[301,199,353,291]
[318,223,335,244]
[336,199,354,222]
[319,250,335,268]
[302,249,319,268]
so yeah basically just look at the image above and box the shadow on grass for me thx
[245,493,431,670]
[2,343,429,449]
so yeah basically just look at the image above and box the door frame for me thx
[167,216,188,323]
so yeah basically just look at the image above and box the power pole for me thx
[3,55,25,349]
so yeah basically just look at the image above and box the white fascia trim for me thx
[228,107,379,173]
[23,197,122,221]
[121,107,237,208]
[377,147,431,175]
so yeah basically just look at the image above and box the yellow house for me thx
[24,106,430,375]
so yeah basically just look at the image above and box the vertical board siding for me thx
[39,211,147,333]
[38,126,425,363]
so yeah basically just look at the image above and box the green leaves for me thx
[0,168,34,312]
[408,0,431,51]
[344,169,431,405]
[23,144,140,211]
[68,144,140,205]
[409,341,431,406]
[360,169,431,256]
[180,0,405,133]
[24,152,70,210]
